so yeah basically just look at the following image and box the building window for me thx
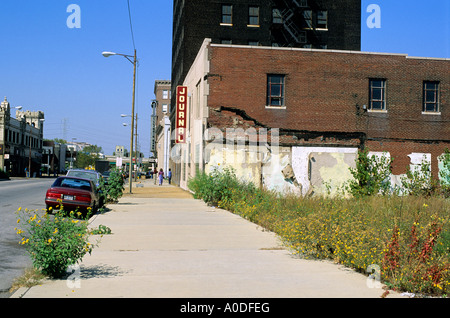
[298,0,308,7]
[248,6,260,26]
[272,8,282,24]
[267,74,285,107]
[162,104,168,113]
[423,81,440,113]
[317,11,328,29]
[248,40,259,46]
[369,79,386,111]
[220,39,232,44]
[162,90,169,99]
[221,5,232,25]
[303,10,313,28]
[298,31,307,43]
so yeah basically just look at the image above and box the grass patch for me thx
[9,267,48,293]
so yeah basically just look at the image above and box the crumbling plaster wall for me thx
[203,144,448,197]
[291,147,358,196]
[204,144,295,193]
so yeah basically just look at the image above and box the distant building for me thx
[43,140,67,175]
[153,80,172,174]
[0,97,45,177]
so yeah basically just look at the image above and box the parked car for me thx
[66,169,106,207]
[45,176,100,215]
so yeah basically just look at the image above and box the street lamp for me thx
[102,50,137,194]
[121,113,139,182]
[101,52,116,57]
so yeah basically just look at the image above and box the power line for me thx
[127,0,136,51]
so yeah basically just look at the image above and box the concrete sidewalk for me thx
[11,178,403,298]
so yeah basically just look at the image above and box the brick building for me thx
[152,80,172,174]
[171,0,361,132]
[173,39,449,195]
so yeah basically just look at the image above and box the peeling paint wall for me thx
[408,153,431,173]
[310,151,356,196]
[204,146,359,197]
[438,152,450,186]
[262,147,297,194]
[185,139,450,196]
[204,144,295,194]
[388,152,432,192]
[205,146,261,186]
[291,147,358,196]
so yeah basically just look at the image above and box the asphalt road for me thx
[0,177,55,297]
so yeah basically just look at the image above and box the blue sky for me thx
[361,0,449,57]
[0,1,448,156]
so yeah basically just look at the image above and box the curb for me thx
[9,287,30,298]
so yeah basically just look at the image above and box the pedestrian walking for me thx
[168,168,172,184]
[158,168,164,186]
[154,167,158,184]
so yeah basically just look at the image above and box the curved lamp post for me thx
[102,50,137,194]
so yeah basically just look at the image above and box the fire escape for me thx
[281,7,306,45]
[275,0,323,48]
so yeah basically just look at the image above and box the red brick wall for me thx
[206,44,450,175]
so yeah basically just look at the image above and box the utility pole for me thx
[129,49,137,193]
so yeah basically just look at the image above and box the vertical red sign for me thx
[175,86,187,144]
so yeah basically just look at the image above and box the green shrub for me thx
[348,149,392,197]
[90,224,112,235]
[106,168,125,202]
[15,207,94,278]
[438,149,450,197]
[188,166,239,206]
[401,156,436,197]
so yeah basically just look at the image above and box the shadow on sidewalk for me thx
[79,264,130,279]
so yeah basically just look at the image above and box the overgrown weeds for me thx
[9,267,48,293]
[188,168,450,296]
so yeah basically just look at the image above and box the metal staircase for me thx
[281,8,306,44]
[277,0,323,48]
